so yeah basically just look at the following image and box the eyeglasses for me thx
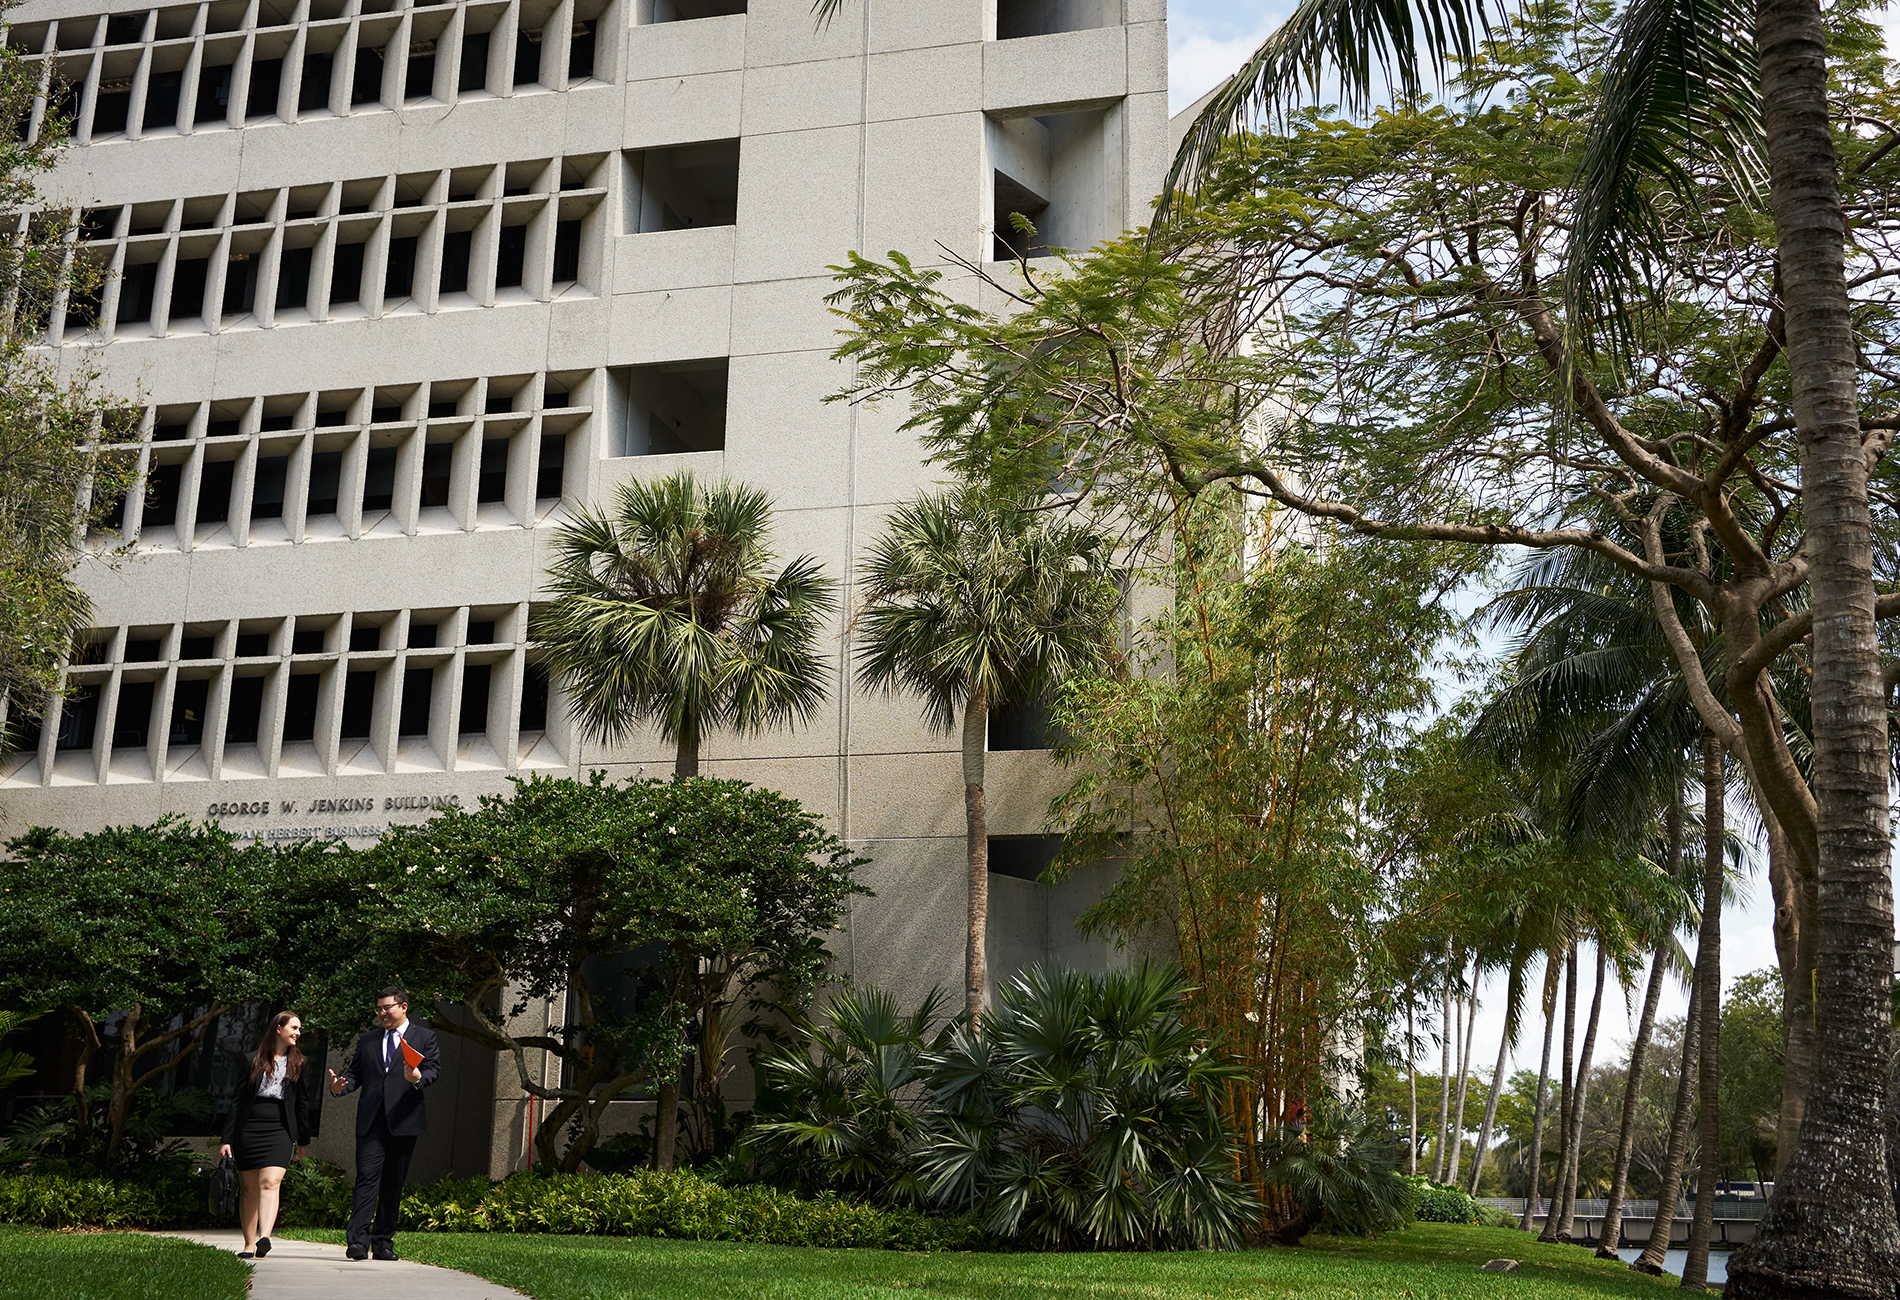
[374,1002,402,1012]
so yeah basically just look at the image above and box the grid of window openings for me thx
[86,369,604,547]
[0,607,565,787]
[6,0,612,149]
[47,154,605,341]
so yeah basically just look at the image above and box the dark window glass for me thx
[988,694,1066,751]
[56,685,99,750]
[169,257,209,321]
[225,675,265,744]
[331,241,365,303]
[439,228,471,294]
[207,419,240,438]
[197,459,235,525]
[143,461,183,527]
[112,680,155,748]
[987,835,1064,881]
[544,389,569,408]
[496,224,526,288]
[276,245,312,310]
[384,235,417,299]
[93,81,132,134]
[568,22,594,79]
[93,487,128,535]
[339,670,375,738]
[419,442,452,508]
[299,50,333,111]
[551,219,580,282]
[235,633,270,656]
[316,409,350,427]
[252,455,288,519]
[222,252,257,317]
[537,434,565,498]
[124,639,162,662]
[519,661,548,731]
[143,69,182,129]
[194,63,233,124]
[477,439,508,503]
[169,677,210,746]
[404,47,435,99]
[291,629,325,654]
[458,31,488,92]
[398,666,432,735]
[246,57,282,119]
[428,400,457,418]
[349,623,381,651]
[513,29,538,85]
[466,620,495,644]
[485,393,513,414]
[351,47,382,104]
[283,672,320,741]
[105,14,144,44]
[117,262,159,323]
[153,422,188,441]
[459,663,490,734]
[179,635,214,659]
[307,450,342,515]
[260,414,294,432]
[6,707,43,757]
[361,445,397,511]
[407,623,437,649]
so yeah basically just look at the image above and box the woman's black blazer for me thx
[220,1067,323,1147]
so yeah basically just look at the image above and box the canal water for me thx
[1615,1249,1730,1284]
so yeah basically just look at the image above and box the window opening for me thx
[495,224,526,288]
[458,31,488,93]
[476,438,508,503]
[338,670,374,738]
[398,666,432,735]
[104,14,145,44]
[56,685,99,750]
[168,677,210,746]
[93,78,132,134]
[551,219,580,282]
[299,50,333,111]
[196,62,233,122]
[439,228,471,294]
[197,459,236,525]
[459,663,490,733]
[252,455,289,519]
[361,445,397,511]
[384,235,417,299]
[466,620,496,644]
[246,57,282,119]
[124,638,163,662]
[291,628,325,654]
[180,634,215,659]
[118,262,159,324]
[536,434,565,498]
[222,252,257,316]
[143,69,182,129]
[408,622,437,649]
[276,245,312,309]
[567,22,594,79]
[349,623,382,651]
[419,442,453,508]
[994,0,1119,38]
[282,671,320,739]
[112,680,155,749]
[331,241,365,304]
[614,360,727,455]
[225,675,266,744]
[518,661,548,730]
[307,450,342,515]
[351,48,383,103]
[627,140,739,232]
[987,835,1064,881]
[404,43,435,98]
[512,27,539,84]
[235,632,271,656]
[143,462,184,527]
[169,258,209,320]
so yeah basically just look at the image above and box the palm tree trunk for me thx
[1540,946,1578,1243]
[1725,0,1900,1289]
[1519,966,1558,1232]
[674,730,700,777]
[1634,986,1701,1274]
[1433,946,1453,1182]
[1448,983,1476,1185]
[1468,1011,1512,1196]
[1407,1000,1419,1176]
[1598,940,1673,1258]
[962,685,989,1022]
[1762,806,1815,1177]
[1557,943,1606,1242]
[1682,734,1724,1290]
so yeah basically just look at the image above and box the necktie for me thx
[385,1031,394,1068]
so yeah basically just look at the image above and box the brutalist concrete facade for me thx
[2,0,1167,1177]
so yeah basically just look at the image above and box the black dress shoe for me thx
[256,1237,271,1257]
[237,1251,255,1259]
[372,1248,400,1262]
[346,1244,369,1260]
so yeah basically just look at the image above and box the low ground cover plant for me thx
[1407,1176,1485,1225]
[0,1224,248,1300]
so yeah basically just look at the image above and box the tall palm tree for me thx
[855,487,1121,1020]
[534,471,836,1172]
[534,471,836,777]
[1157,0,1896,1285]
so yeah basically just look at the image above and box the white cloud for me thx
[1168,8,1286,114]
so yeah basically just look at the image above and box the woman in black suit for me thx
[219,1011,320,1259]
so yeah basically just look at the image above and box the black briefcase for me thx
[212,1155,238,1221]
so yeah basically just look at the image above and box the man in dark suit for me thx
[328,985,441,1261]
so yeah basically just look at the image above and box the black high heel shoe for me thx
[256,1237,272,1257]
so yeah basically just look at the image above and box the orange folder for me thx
[400,1038,424,1070]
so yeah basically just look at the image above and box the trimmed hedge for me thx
[1405,1177,1483,1225]
[3,1168,985,1251]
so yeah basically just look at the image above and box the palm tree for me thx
[1158,0,1895,1285]
[534,471,836,777]
[533,470,836,1171]
[855,487,1122,1020]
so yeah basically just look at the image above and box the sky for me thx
[1159,1,1900,1083]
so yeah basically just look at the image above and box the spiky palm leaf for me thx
[533,472,836,772]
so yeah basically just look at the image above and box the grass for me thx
[281,1222,1685,1299]
[0,1224,248,1300]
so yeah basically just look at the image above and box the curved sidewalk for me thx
[158,1230,531,1299]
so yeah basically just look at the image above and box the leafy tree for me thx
[0,40,139,751]
[351,773,865,1174]
[533,471,836,777]
[1721,969,1788,1183]
[855,486,1121,1020]
[0,819,309,1168]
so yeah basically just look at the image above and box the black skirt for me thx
[232,1097,294,1171]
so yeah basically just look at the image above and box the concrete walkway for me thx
[157,1230,531,1299]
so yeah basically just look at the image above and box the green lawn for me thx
[0,1224,248,1300]
[282,1223,1684,1299]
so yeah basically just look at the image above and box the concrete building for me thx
[0,0,1168,1176]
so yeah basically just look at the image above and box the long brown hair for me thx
[248,1011,305,1086]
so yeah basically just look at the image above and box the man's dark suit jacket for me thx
[335,1021,441,1137]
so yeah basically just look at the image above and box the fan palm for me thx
[854,487,1121,1020]
[533,471,836,777]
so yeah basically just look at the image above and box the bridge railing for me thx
[1479,1197,1771,1220]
